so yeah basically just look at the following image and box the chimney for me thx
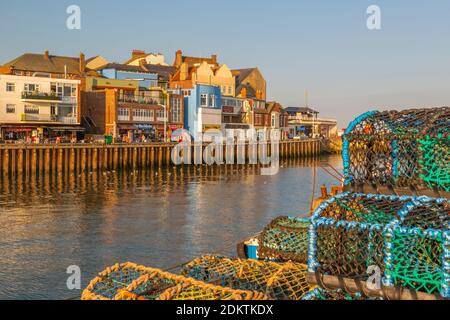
[44,50,50,60]
[132,50,146,60]
[175,50,183,67]
[180,63,188,81]
[211,54,217,65]
[79,53,86,74]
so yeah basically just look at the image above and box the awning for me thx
[135,124,153,131]
[48,126,85,132]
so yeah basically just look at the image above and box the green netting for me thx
[312,193,406,279]
[301,288,367,300]
[390,232,442,294]
[344,107,450,196]
[386,199,449,295]
[257,216,310,263]
[310,193,450,298]
[418,135,450,192]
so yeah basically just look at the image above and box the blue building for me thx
[175,84,222,139]
[99,63,159,89]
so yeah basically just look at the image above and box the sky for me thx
[1,0,450,127]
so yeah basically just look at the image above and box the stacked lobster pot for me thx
[307,107,449,300]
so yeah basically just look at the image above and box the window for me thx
[228,86,232,95]
[6,83,15,92]
[24,84,40,93]
[156,109,166,121]
[171,98,181,123]
[271,114,276,127]
[6,104,15,113]
[24,105,39,114]
[200,94,208,107]
[210,94,216,108]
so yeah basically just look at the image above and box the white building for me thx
[0,74,81,141]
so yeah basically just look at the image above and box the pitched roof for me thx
[2,53,82,75]
[284,107,318,114]
[101,63,156,74]
[143,64,176,81]
[182,55,216,66]
[232,68,256,82]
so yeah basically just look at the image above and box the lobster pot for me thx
[308,192,450,299]
[182,256,313,300]
[343,107,449,198]
[301,288,371,300]
[257,216,310,263]
[82,262,268,300]
[384,197,450,297]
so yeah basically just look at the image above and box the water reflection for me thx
[0,155,342,299]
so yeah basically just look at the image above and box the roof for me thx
[2,53,82,75]
[284,107,318,114]
[143,64,176,81]
[232,68,257,83]
[182,56,216,66]
[101,63,156,74]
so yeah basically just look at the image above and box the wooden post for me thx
[45,148,51,175]
[17,148,24,176]
[31,148,37,177]
[92,147,98,171]
[57,148,63,175]
[81,148,86,173]
[2,149,9,177]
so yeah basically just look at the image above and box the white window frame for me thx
[210,94,216,108]
[200,94,208,107]
[24,105,39,114]
[6,104,16,113]
[6,83,15,92]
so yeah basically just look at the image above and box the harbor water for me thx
[0,154,342,299]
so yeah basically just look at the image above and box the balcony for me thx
[21,92,77,104]
[118,94,165,106]
[20,114,78,124]
[21,91,62,102]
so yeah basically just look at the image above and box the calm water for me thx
[0,155,342,299]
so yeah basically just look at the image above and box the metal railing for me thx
[118,94,165,106]
[21,91,61,101]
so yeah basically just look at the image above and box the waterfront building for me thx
[221,96,250,131]
[91,62,181,140]
[232,68,266,100]
[176,84,222,139]
[0,51,86,142]
[169,50,235,97]
[124,50,169,66]
[81,88,183,142]
[285,106,338,138]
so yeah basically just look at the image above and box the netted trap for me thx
[257,216,310,263]
[343,107,450,197]
[308,192,450,298]
[301,288,368,300]
[182,255,313,300]
[384,197,450,297]
[82,262,268,300]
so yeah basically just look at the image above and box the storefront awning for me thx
[48,126,85,132]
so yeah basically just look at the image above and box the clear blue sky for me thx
[1,0,450,127]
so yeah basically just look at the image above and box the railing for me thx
[118,94,165,106]
[20,114,78,124]
[118,115,130,121]
[133,116,153,122]
[57,116,78,124]
[21,91,61,101]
